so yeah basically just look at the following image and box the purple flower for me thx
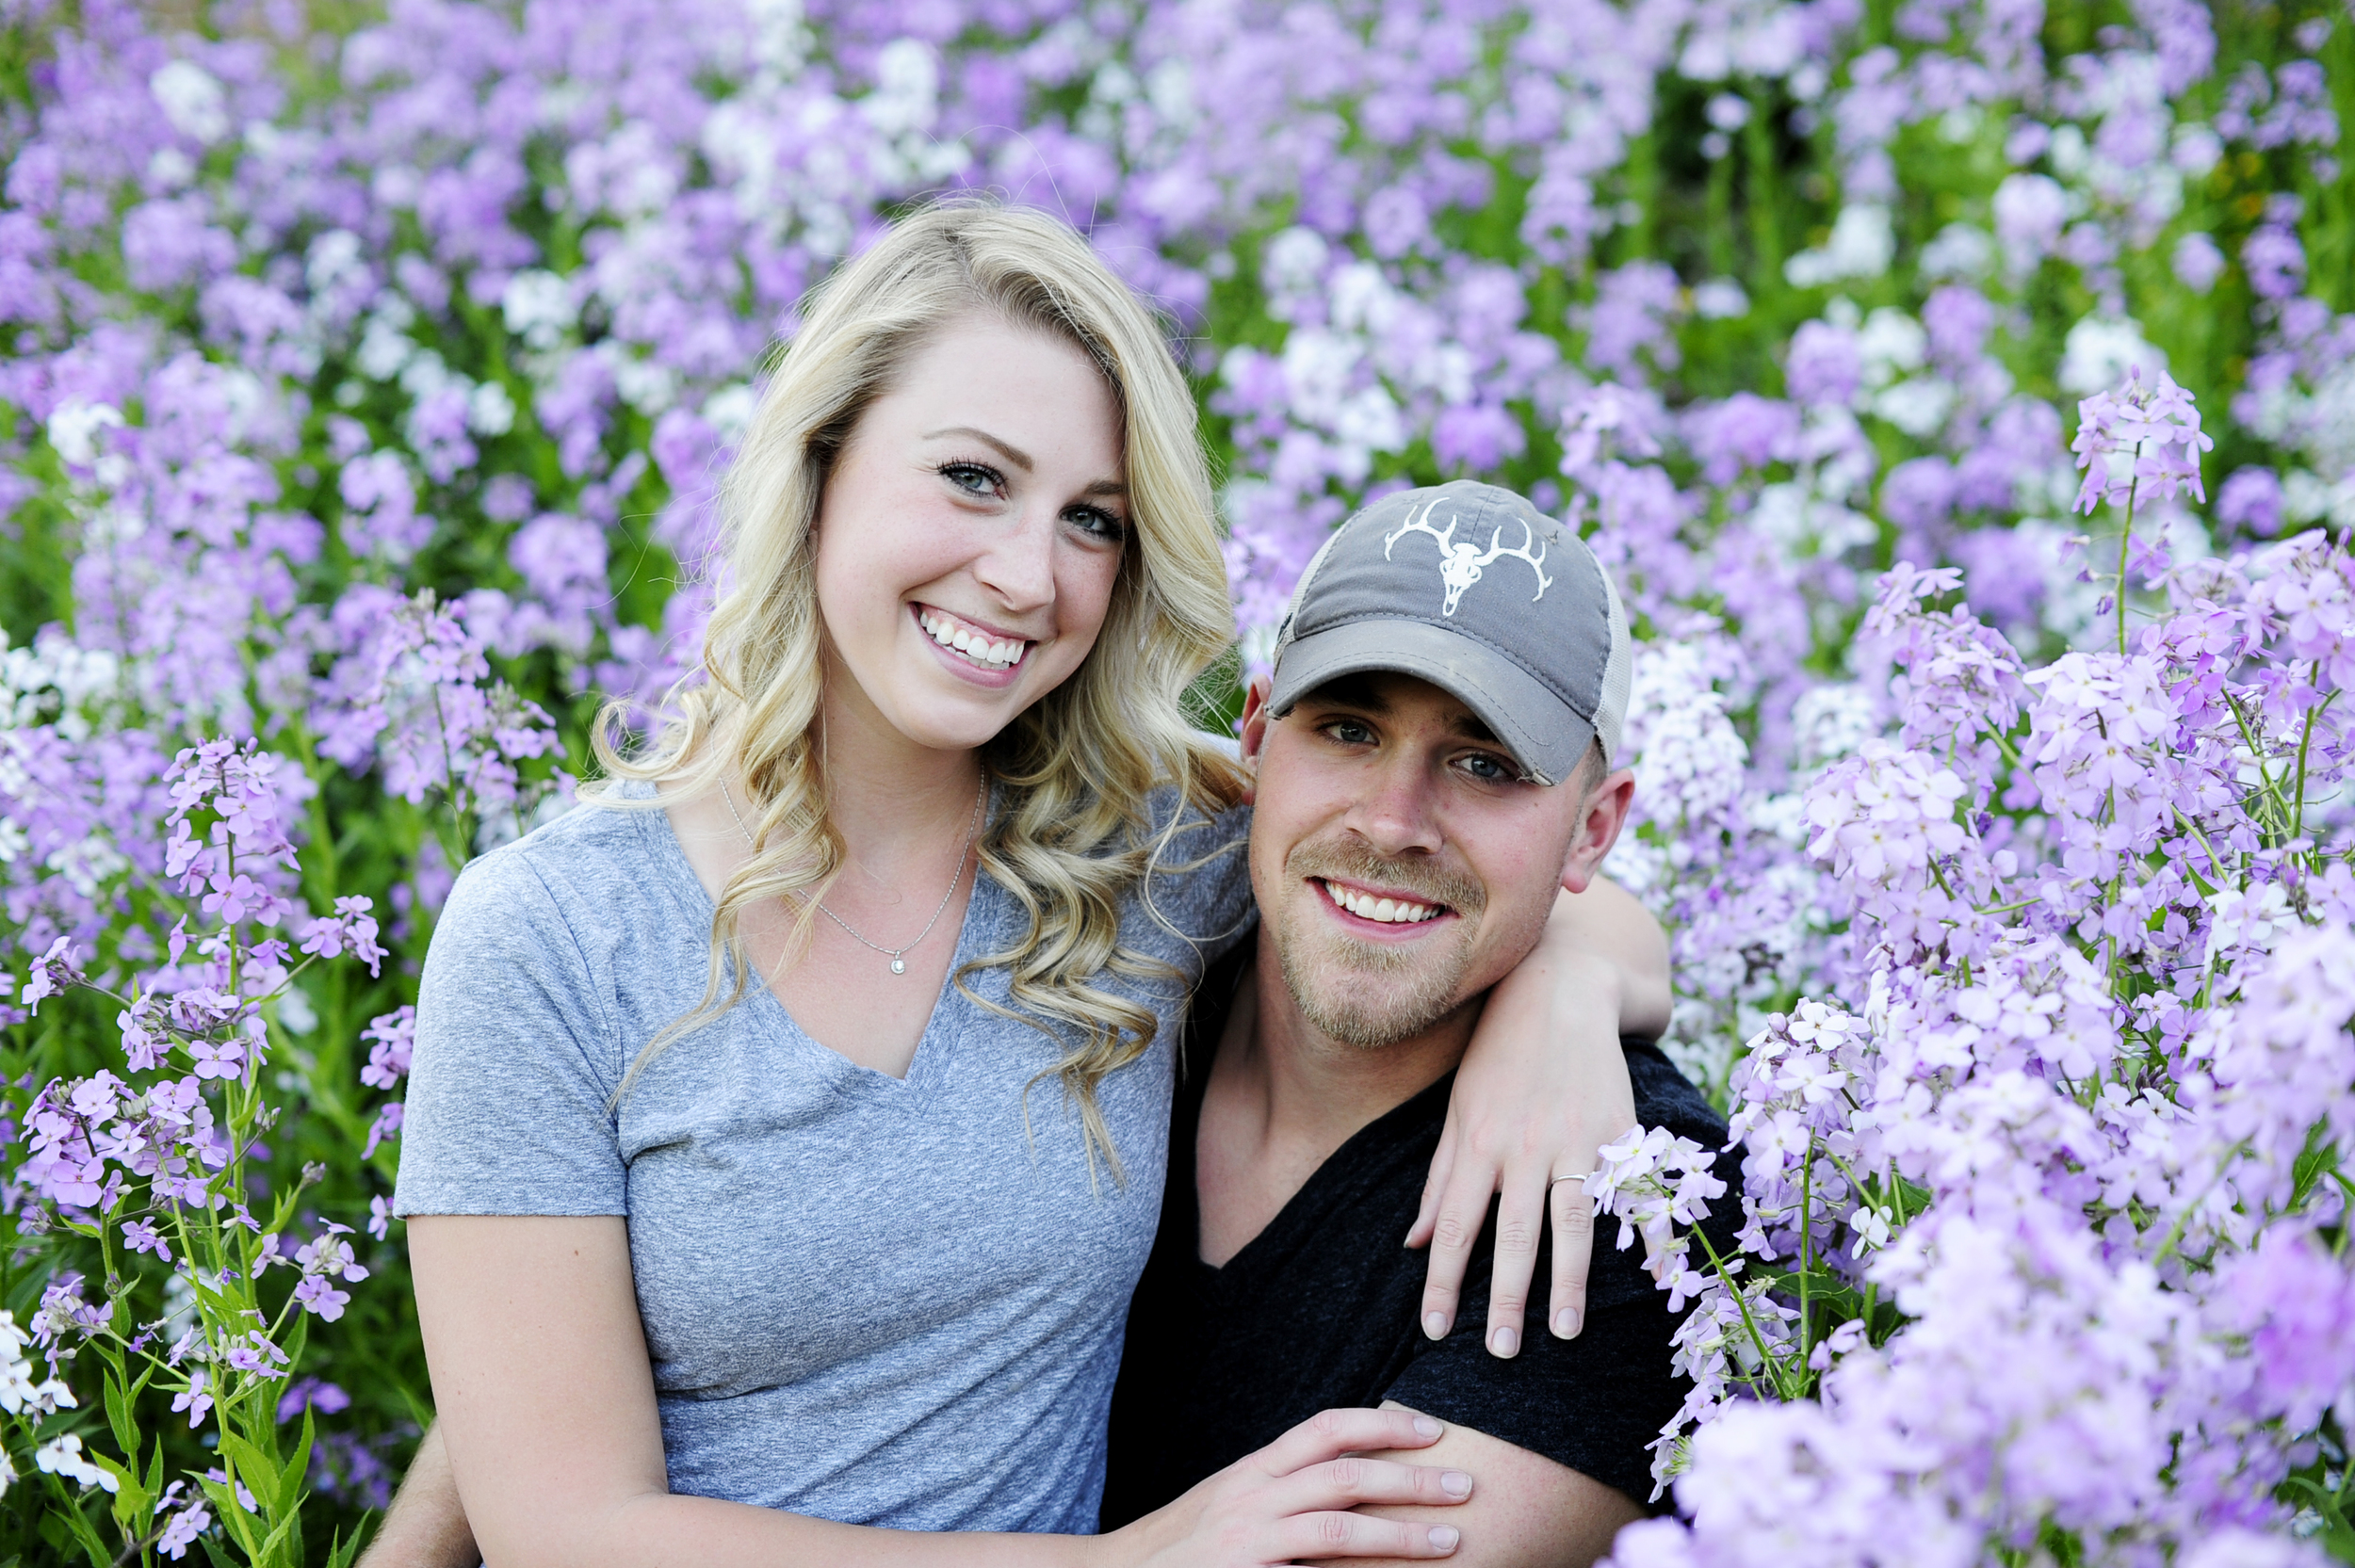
[171,1366,213,1429]
[2071,367,2213,514]
[187,1040,244,1080]
[122,1219,171,1261]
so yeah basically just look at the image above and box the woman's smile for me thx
[913,603,1033,681]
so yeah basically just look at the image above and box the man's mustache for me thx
[1283,838,1486,917]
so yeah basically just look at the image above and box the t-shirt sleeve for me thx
[1380,1255,1686,1512]
[1137,790,1257,968]
[391,843,629,1218]
[1383,1049,1741,1515]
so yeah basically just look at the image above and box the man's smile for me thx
[1311,874,1459,933]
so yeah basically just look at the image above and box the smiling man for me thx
[1098,482,1732,1564]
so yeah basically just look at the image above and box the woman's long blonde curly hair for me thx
[593,200,1246,1176]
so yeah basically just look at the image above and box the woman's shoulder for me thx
[440,790,674,947]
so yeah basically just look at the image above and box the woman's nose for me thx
[970,504,1058,612]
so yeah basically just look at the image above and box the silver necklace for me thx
[718,775,986,976]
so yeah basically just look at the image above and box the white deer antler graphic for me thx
[1383,499,1552,616]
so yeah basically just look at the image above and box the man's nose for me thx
[969,501,1058,613]
[1346,748,1445,857]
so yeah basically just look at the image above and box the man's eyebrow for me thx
[923,426,1032,472]
[1450,709,1502,745]
[1300,673,1391,714]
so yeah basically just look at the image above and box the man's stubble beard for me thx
[1273,838,1488,1050]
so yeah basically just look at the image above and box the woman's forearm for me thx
[1518,877,1671,1038]
[579,1494,1105,1568]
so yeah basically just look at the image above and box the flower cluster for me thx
[1595,514,2355,1562]
[2,0,2352,1558]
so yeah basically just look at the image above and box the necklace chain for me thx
[718,775,986,976]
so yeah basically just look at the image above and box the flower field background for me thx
[3,0,2355,1560]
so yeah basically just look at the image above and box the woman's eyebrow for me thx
[923,425,1032,471]
[925,425,1126,498]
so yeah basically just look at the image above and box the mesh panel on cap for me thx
[1593,565,1632,766]
[1270,521,1353,666]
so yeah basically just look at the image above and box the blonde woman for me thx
[391,202,1655,1567]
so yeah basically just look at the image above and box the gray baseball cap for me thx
[1268,480,1632,787]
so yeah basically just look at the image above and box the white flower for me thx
[1784,205,1893,287]
[1694,278,1749,319]
[34,1434,117,1494]
[2059,315,2168,396]
[863,38,940,137]
[2204,881,2299,972]
[45,400,125,471]
[499,269,577,351]
[150,60,229,144]
[467,381,517,437]
[1920,221,1994,280]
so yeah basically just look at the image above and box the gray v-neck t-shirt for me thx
[392,784,1253,1532]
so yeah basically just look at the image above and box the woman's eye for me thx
[1323,719,1376,747]
[939,461,1001,497]
[1065,505,1127,542]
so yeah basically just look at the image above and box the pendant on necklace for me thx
[890,957,906,975]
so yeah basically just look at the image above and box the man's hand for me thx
[1410,879,1665,1355]
[357,1421,479,1568]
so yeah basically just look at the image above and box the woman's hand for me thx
[1409,877,1668,1356]
[1107,1408,1473,1567]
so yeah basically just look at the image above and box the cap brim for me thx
[1268,621,1596,786]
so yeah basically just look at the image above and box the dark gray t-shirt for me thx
[393,784,1252,1531]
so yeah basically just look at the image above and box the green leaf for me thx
[398,1384,437,1431]
[46,1477,112,1568]
[94,1448,150,1531]
[325,1523,369,1568]
[218,1430,278,1501]
[257,1502,304,1568]
[199,1477,263,1558]
[278,1406,317,1516]
[101,1366,139,1458]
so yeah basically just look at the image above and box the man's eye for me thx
[1324,719,1375,746]
[1456,752,1514,782]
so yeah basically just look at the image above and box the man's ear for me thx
[1236,674,1275,804]
[1559,768,1635,895]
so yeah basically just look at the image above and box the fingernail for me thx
[1423,1311,1450,1340]
[1413,1414,1444,1439]
[1441,1470,1472,1498]
[1487,1325,1519,1357]
[1428,1526,1461,1553]
[1553,1307,1581,1338]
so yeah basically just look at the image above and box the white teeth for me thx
[1322,880,1440,924]
[918,609,1029,671]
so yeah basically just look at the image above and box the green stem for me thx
[2117,485,2136,655]
[1797,1143,1814,1369]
